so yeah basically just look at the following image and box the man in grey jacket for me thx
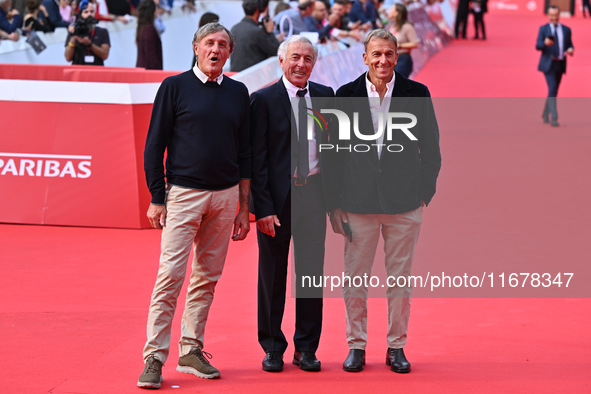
[230,0,281,72]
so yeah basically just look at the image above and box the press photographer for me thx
[64,0,109,65]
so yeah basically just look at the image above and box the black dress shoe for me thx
[262,352,284,372]
[386,348,411,373]
[343,349,365,372]
[551,120,559,127]
[293,351,321,372]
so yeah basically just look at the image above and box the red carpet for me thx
[2,10,591,394]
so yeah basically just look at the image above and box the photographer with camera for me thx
[64,0,109,65]
[230,0,283,72]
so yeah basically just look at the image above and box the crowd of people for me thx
[1,0,423,76]
[228,0,420,77]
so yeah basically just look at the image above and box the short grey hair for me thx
[363,29,398,53]
[192,22,234,52]
[277,35,318,63]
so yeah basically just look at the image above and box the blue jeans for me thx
[394,53,413,78]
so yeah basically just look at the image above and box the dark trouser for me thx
[454,9,469,38]
[394,53,413,78]
[473,11,485,38]
[542,60,565,121]
[257,175,326,354]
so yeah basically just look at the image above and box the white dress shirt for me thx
[365,72,395,159]
[193,64,224,84]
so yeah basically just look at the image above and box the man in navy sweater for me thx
[138,22,251,389]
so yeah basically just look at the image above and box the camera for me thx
[260,15,270,25]
[73,16,97,38]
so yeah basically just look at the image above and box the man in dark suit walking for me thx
[536,5,574,127]
[329,29,441,374]
[250,35,334,373]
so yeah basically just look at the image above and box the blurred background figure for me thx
[87,0,129,24]
[1,0,22,34]
[273,0,290,16]
[304,0,331,42]
[329,0,363,41]
[273,0,314,36]
[59,0,73,23]
[230,0,280,72]
[387,3,418,78]
[199,11,218,26]
[136,0,162,69]
[454,0,469,38]
[104,0,131,19]
[64,0,110,65]
[582,0,589,17]
[24,0,54,32]
[348,0,378,30]
[470,0,487,39]
[153,0,165,34]
[42,0,72,27]
[1,27,20,40]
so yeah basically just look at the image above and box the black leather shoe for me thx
[543,116,550,124]
[293,351,321,372]
[551,120,559,127]
[262,352,284,372]
[343,349,365,372]
[386,348,411,373]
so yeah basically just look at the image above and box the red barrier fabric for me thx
[0,101,150,228]
[0,65,196,228]
[0,66,244,228]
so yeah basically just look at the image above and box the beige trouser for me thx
[142,184,238,363]
[343,207,422,350]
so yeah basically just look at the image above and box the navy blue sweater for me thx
[144,70,251,204]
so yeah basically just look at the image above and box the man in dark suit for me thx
[329,29,441,373]
[454,0,470,38]
[536,5,574,127]
[250,35,334,373]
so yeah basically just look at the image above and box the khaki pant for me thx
[143,184,238,363]
[343,207,422,350]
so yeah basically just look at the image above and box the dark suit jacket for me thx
[348,0,378,28]
[329,72,441,215]
[230,17,280,72]
[250,79,335,220]
[536,23,573,74]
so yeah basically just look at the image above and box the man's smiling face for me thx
[195,30,232,79]
[279,41,316,89]
[363,37,398,85]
